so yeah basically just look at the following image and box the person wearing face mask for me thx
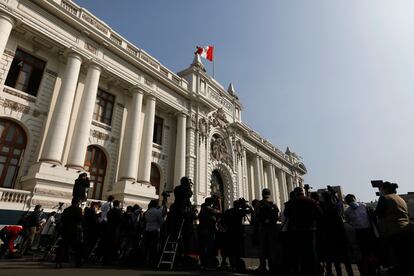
[344,194,377,276]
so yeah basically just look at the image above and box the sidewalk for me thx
[0,259,252,276]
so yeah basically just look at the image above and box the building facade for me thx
[0,0,306,213]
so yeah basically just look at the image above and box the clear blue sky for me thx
[75,0,414,202]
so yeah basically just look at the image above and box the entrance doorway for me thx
[211,169,225,210]
[0,119,27,188]
[84,145,107,200]
[150,163,160,195]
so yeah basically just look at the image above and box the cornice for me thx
[13,0,190,98]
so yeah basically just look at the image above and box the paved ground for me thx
[0,259,251,276]
[0,258,362,276]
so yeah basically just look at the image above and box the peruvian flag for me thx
[195,45,214,62]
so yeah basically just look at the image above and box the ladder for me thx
[43,235,61,262]
[88,238,102,263]
[157,220,184,269]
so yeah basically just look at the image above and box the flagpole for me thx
[212,45,215,79]
[213,59,215,79]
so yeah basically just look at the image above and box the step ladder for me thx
[44,235,61,262]
[157,220,184,269]
[88,238,102,263]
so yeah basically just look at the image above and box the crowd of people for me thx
[0,176,412,276]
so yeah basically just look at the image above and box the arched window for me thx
[84,145,107,200]
[0,119,27,188]
[150,163,160,195]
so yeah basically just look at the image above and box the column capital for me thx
[129,85,144,94]
[0,13,16,27]
[67,51,83,62]
[176,111,187,118]
[145,93,156,101]
[86,62,102,72]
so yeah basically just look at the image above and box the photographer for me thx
[222,198,250,272]
[72,173,90,203]
[55,198,83,268]
[256,188,280,273]
[167,176,196,260]
[375,181,410,275]
[198,197,221,270]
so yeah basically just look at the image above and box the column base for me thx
[111,179,158,208]
[19,162,83,211]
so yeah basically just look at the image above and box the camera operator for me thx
[167,176,197,261]
[55,198,83,268]
[198,197,221,270]
[319,191,354,276]
[72,173,90,203]
[222,198,251,272]
[104,200,122,265]
[256,188,280,273]
[284,187,320,276]
[375,181,410,275]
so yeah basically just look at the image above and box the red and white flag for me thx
[195,45,214,62]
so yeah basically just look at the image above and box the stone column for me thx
[67,63,101,169]
[0,13,14,59]
[242,148,248,199]
[247,158,255,200]
[40,52,82,164]
[269,164,281,208]
[287,174,294,193]
[138,95,156,183]
[253,155,262,199]
[278,170,288,205]
[265,163,273,196]
[119,88,144,180]
[173,113,186,186]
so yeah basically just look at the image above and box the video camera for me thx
[371,180,384,188]
[371,180,398,195]
[235,198,252,215]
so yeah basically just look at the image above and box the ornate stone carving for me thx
[208,87,232,111]
[210,108,228,129]
[3,87,36,103]
[199,117,208,140]
[211,134,232,167]
[92,120,112,131]
[1,99,30,114]
[81,12,109,34]
[91,130,109,141]
[235,140,243,159]
[84,42,97,55]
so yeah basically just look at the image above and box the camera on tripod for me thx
[236,198,252,215]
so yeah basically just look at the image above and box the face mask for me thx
[349,202,358,209]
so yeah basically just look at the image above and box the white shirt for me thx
[345,203,371,229]
[99,201,112,223]
[144,207,164,232]
[41,216,55,235]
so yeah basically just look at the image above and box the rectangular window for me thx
[93,89,115,125]
[5,49,46,97]
[153,116,163,145]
